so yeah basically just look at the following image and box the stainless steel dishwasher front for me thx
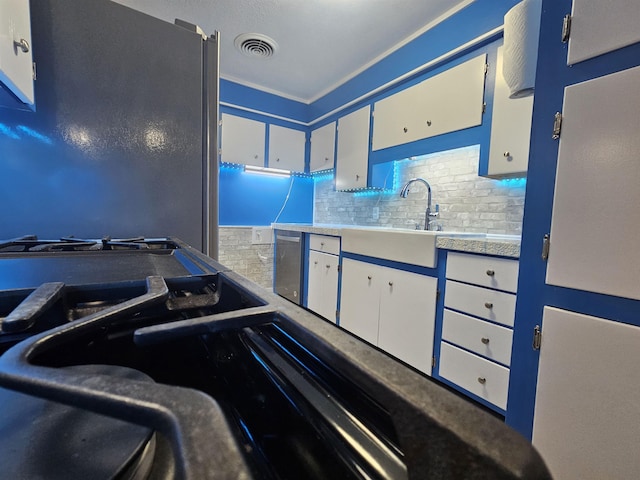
[274,230,303,305]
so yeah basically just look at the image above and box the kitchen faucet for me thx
[400,178,439,230]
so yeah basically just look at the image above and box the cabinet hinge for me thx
[561,14,572,43]
[482,102,487,114]
[541,233,550,261]
[337,264,341,273]
[432,356,436,368]
[336,310,340,320]
[32,62,37,81]
[533,325,542,350]
[436,289,441,300]
[484,63,489,75]
[552,112,563,139]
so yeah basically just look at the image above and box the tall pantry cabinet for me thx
[507,1,640,479]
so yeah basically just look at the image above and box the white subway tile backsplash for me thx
[314,145,525,234]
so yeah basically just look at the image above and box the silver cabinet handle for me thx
[314,261,318,265]
[367,275,372,280]
[426,120,432,126]
[503,151,511,157]
[325,264,330,269]
[484,302,493,309]
[403,127,408,133]
[14,39,29,53]
[388,281,393,286]
[481,337,490,344]
[486,269,495,276]
[477,377,487,385]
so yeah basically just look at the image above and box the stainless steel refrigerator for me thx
[0,0,219,256]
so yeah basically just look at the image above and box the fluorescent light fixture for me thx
[244,165,291,177]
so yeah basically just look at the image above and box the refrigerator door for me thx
[1,0,217,252]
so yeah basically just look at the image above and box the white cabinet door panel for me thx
[221,113,265,167]
[444,280,516,327]
[547,65,640,300]
[532,307,640,480]
[335,106,370,191]
[310,122,336,172]
[442,309,513,366]
[339,258,379,344]
[378,268,437,375]
[488,46,533,177]
[439,342,510,410]
[446,251,519,293]
[372,55,486,151]
[307,250,339,323]
[568,0,640,65]
[0,0,34,105]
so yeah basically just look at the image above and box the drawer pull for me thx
[388,281,393,287]
[486,269,495,277]
[314,261,318,265]
[481,337,490,344]
[484,302,494,309]
[367,275,372,280]
[320,242,325,247]
[326,264,331,269]
[477,377,487,385]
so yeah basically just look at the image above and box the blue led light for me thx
[497,177,527,187]
[16,125,53,144]
[0,123,20,140]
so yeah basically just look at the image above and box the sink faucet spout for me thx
[399,177,438,231]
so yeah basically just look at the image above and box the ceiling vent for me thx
[234,33,278,59]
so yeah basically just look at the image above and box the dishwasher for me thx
[274,230,303,305]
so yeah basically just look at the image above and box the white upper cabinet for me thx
[372,54,486,151]
[546,64,640,301]
[220,113,265,167]
[335,105,371,191]
[567,0,640,65]
[309,122,336,172]
[268,124,305,172]
[487,46,534,177]
[0,0,34,106]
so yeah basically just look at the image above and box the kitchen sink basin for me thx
[341,227,440,268]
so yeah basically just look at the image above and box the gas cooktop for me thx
[0,236,552,479]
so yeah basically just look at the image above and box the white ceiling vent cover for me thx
[234,33,279,59]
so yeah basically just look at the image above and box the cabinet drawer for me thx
[444,281,516,327]
[442,309,513,366]
[309,234,340,255]
[439,342,510,410]
[446,252,519,293]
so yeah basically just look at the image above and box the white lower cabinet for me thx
[532,307,640,480]
[306,235,340,323]
[439,252,518,411]
[340,258,437,375]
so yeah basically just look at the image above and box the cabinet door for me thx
[378,268,437,375]
[268,125,305,172]
[220,113,265,167]
[0,0,34,105]
[307,250,339,323]
[546,65,640,301]
[339,258,380,344]
[372,55,486,151]
[335,106,370,191]
[532,307,640,480]
[487,46,533,177]
[310,122,336,172]
[567,0,640,65]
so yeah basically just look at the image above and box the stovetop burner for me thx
[0,364,157,480]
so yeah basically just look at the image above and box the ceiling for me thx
[112,0,473,103]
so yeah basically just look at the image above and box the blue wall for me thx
[219,166,313,226]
